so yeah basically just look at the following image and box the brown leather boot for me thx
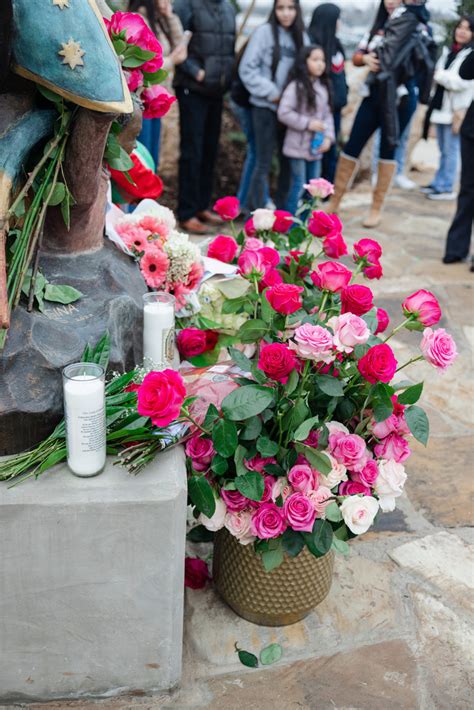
[327,153,359,213]
[363,159,397,228]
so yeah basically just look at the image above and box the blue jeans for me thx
[138,118,161,170]
[285,159,321,216]
[432,124,460,193]
[372,84,419,175]
[231,102,270,210]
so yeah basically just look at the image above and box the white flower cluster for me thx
[164,231,201,285]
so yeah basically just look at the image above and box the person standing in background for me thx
[308,3,347,185]
[239,0,306,212]
[130,0,187,168]
[443,45,474,268]
[173,0,236,234]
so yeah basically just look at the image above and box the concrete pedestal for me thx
[0,448,187,702]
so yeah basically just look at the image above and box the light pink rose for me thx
[374,433,411,463]
[370,413,399,439]
[326,421,349,436]
[224,510,255,545]
[185,434,215,472]
[304,177,334,199]
[329,432,368,472]
[198,498,226,531]
[290,323,335,363]
[306,486,333,518]
[352,459,379,487]
[340,496,379,535]
[319,452,348,489]
[327,313,370,353]
[244,237,265,251]
[283,493,317,532]
[271,477,293,502]
[375,459,407,512]
[288,464,317,494]
[420,328,458,370]
[250,503,287,539]
[237,249,266,277]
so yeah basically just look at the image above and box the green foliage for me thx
[260,643,283,665]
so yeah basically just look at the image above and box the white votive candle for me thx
[62,363,106,477]
[143,292,176,370]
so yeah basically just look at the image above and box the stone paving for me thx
[3,170,473,710]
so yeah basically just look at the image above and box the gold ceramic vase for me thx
[212,529,334,626]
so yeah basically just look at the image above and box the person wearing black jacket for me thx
[173,0,236,233]
[443,48,474,269]
[328,0,434,228]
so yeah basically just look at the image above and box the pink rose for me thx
[304,178,334,199]
[185,434,215,472]
[237,249,266,277]
[290,323,334,363]
[353,238,382,265]
[310,262,352,293]
[207,235,238,263]
[260,268,283,290]
[142,85,176,119]
[139,33,165,73]
[339,480,371,496]
[259,246,280,269]
[374,433,411,463]
[106,11,149,44]
[357,343,398,384]
[245,237,265,251]
[308,211,342,238]
[244,455,277,473]
[375,307,390,335]
[303,430,320,448]
[177,328,218,359]
[341,284,374,316]
[221,489,250,513]
[402,289,441,327]
[363,260,383,280]
[137,369,186,427]
[266,283,304,315]
[353,459,379,487]
[125,68,143,92]
[288,464,317,494]
[420,327,457,370]
[327,313,370,353]
[224,510,255,545]
[306,486,333,517]
[370,413,398,439]
[273,210,293,233]
[244,217,256,237]
[213,196,240,221]
[184,557,209,589]
[283,493,316,532]
[250,503,287,539]
[329,432,368,472]
[322,231,348,259]
[271,477,293,502]
[258,342,297,383]
[260,475,277,504]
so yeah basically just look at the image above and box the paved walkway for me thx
[5,172,473,710]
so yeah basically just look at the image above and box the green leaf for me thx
[354,343,370,360]
[235,471,264,502]
[295,444,332,475]
[281,528,305,558]
[37,85,62,104]
[324,501,342,523]
[106,371,136,395]
[316,374,344,398]
[222,385,274,421]
[38,447,67,473]
[188,348,220,368]
[240,415,262,440]
[188,477,216,518]
[362,307,379,334]
[235,646,258,669]
[238,319,268,343]
[283,398,309,431]
[397,382,423,405]
[222,296,248,314]
[211,454,228,476]
[143,68,169,85]
[372,382,394,422]
[187,525,215,543]
[212,419,238,457]
[92,331,111,369]
[285,368,299,395]
[293,415,319,442]
[228,346,252,372]
[260,288,274,324]
[197,315,224,330]
[234,445,248,476]
[60,189,71,230]
[47,182,66,207]
[112,38,127,55]
[405,405,429,446]
[260,643,283,666]
[256,436,279,457]
[373,401,394,423]
[303,519,333,557]
[332,537,350,555]
[43,284,83,304]
[261,546,284,572]
[203,403,220,429]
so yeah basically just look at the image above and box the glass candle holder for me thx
[143,292,176,370]
[62,362,106,478]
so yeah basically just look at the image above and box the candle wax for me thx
[63,375,106,477]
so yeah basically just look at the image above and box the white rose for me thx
[224,510,255,545]
[252,208,276,232]
[340,495,379,535]
[319,452,347,489]
[199,497,226,531]
[375,459,407,512]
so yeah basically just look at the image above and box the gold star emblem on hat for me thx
[53,0,70,8]
[58,39,85,70]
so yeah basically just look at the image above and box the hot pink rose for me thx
[273,210,293,233]
[322,231,348,258]
[259,246,280,269]
[142,85,176,119]
[185,434,215,472]
[207,235,238,263]
[311,262,352,293]
[308,211,342,238]
[420,327,458,370]
[250,503,287,539]
[306,486,333,517]
[184,557,209,589]
[283,493,316,532]
[363,260,383,280]
[139,33,165,73]
[357,343,398,384]
[329,432,368,472]
[353,459,379,487]
[237,249,266,277]
[260,475,277,504]
[177,328,218,358]
[245,236,265,251]
[327,313,370,353]
[339,480,371,496]
[221,489,250,513]
[341,284,374,316]
[290,323,334,363]
[375,307,390,335]
[288,464,317,494]
[258,342,297,383]
[244,218,256,237]
[402,289,441,327]
[374,433,411,463]
[303,430,320,448]
[260,268,283,290]
[244,455,277,473]
[125,69,143,92]
[137,369,186,427]
[304,177,334,199]
[106,11,149,43]
[266,283,304,314]
[353,238,382,265]
[213,196,240,221]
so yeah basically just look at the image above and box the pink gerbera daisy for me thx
[116,224,149,253]
[139,248,169,289]
[138,216,169,240]
[186,261,205,291]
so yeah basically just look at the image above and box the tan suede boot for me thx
[363,159,397,228]
[327,153,359,213]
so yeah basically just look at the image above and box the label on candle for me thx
[164,327,175,364]
[73,406,106,453]
[64,376,106,477]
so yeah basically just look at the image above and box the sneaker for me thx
[394,174,417,190]
[419,185,435,194]
[427,191,457,201]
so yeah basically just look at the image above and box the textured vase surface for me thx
[213,529,334,626]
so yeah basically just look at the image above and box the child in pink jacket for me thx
[278,45,335,215]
